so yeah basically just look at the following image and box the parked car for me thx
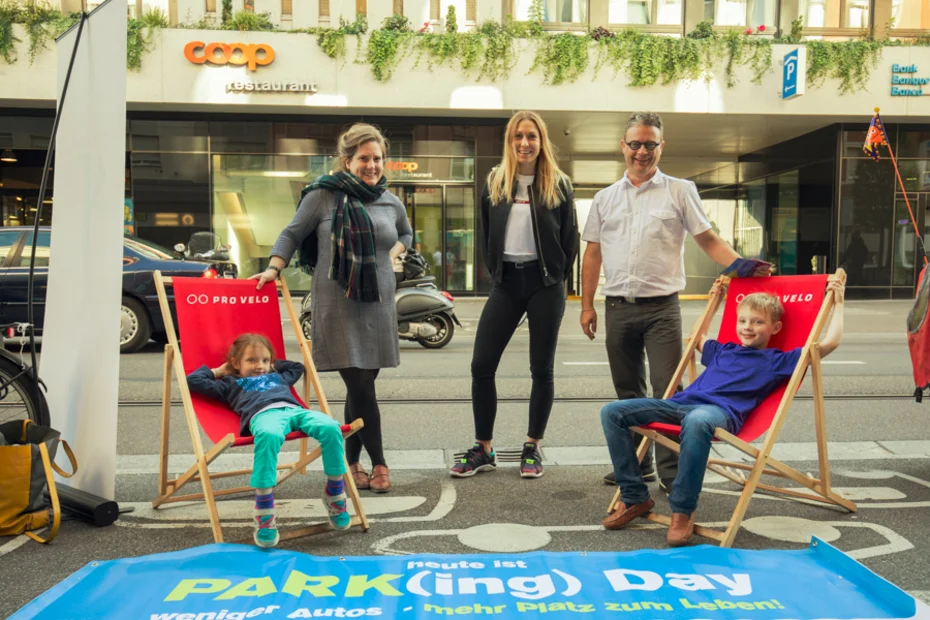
[0,227,227,353]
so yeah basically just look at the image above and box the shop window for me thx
[130,120,208,153]
[210,122,274,154]
[703,0,774,27]
[798,0,873,29]
[608,0,682,25]
[511,0,588,25]
[838,158,894,290]
[891,0,925,29]
[131,153,211,250]
[0,230,19,261]
[19,231,50,268]
[897,129,930,159]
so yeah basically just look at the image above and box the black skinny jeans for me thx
[339,368,385,467]
[471,262,566,442]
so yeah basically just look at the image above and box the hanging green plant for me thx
[807,39,882,95]
[221,0,232,24]
[0,2,19,64]
[531,31,588,85]
[126,9,167,71]
[314,13,367,61]
[17,1,76,65]
[366,15,414,81]
[445,4,458,34]
[721,28,772,87]
[223,10,275,31]
[593,29,710,87]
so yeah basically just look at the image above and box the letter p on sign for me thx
[782,47,806,100]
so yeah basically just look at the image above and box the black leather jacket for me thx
[479,176,577,288]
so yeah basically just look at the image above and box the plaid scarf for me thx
[307,171,386,302]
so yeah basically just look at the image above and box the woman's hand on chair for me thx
[249,268,279,291]
[826,279,845,303]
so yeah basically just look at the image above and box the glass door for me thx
[893,193,930,294]
[390,185,445,287]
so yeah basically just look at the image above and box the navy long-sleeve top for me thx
[186,360,305,435]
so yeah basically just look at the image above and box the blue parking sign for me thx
[783,48,806,99]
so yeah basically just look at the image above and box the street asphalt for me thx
[2,298,928,617]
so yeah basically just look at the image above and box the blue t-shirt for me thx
[669,340,802,433]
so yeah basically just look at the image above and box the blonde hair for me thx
[335,123,388,173]
[227,333,275,368]
[487,111,569,209]
[737,293,785,322]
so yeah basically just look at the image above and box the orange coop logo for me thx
[184,41,275,71]
[385,161,419,172]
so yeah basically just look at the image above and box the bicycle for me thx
[0,323,50,427]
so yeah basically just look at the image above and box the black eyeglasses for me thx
[625,141,660,152]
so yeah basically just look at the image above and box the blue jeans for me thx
[600,398,731,514]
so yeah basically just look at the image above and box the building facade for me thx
[1,0,929,297]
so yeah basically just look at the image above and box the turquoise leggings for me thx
[249,407,347,489]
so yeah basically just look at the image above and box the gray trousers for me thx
[604,294,683,479]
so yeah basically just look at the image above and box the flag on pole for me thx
[863,107,889,161]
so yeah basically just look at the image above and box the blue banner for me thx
[13,539,926,620]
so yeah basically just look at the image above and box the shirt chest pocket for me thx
[645,209,681,243]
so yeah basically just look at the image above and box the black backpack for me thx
[296,186,318,274]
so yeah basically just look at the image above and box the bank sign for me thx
[891,64,929,96]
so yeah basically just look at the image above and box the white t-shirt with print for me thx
[503,174,538,262]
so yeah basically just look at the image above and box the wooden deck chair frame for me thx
[607,269,857,548]
[151,271,370,543]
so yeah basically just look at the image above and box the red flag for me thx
[863,110,888,161]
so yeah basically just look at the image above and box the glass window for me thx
[845,0,870,28]
[445,186,475,292]
[838,159,894,288]
[210,122,274,154]
[130,120,208,152]
[20,231,51,267]
[893,194,919,287]
[131,153,211,250]
[706,0,774,27]
[842,128,870,157]
[798,0,827,27]
[513,0,587,23]
[897,129,930,158]
[735,180,766,259]
[896,160,930,192]
[892,0,924,28]
[212,154,317,291]
[608,0,682,24]
[0,230,21,263]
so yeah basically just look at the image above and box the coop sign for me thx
[891,64,929,96]
[184,41,275,71]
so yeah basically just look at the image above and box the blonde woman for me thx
[451,111,577,480]
[253,123,412,493]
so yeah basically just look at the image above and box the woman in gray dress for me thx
[252,123,412,493]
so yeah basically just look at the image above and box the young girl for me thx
[187,333,350,548]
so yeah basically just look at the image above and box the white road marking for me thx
[562,362,610,366]
[0,533,37,557]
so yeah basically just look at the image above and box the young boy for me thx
[600,278,845,546]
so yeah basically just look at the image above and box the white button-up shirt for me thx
[582,169,712,298]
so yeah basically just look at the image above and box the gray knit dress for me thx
[270,188,413,372]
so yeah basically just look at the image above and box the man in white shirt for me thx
[580,112,771,492]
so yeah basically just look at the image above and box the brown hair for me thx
[227,333,275,367]
[335,123,388,173]
[487,110,570,209]
[737,293,785,322]
[624,111,664,139]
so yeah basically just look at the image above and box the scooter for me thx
[174,232,239,278]
[299,250,461,349]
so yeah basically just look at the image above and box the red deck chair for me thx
[151,273,369,543]
[607,269,856,547]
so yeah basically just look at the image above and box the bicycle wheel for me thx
[0,353,49,426]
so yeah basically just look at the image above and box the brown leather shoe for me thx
[349,463,370,490]
[601,498,655,530]
[370,464,391,493]
[667,512,695,547]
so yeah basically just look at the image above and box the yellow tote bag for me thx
[0,420,77,543]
